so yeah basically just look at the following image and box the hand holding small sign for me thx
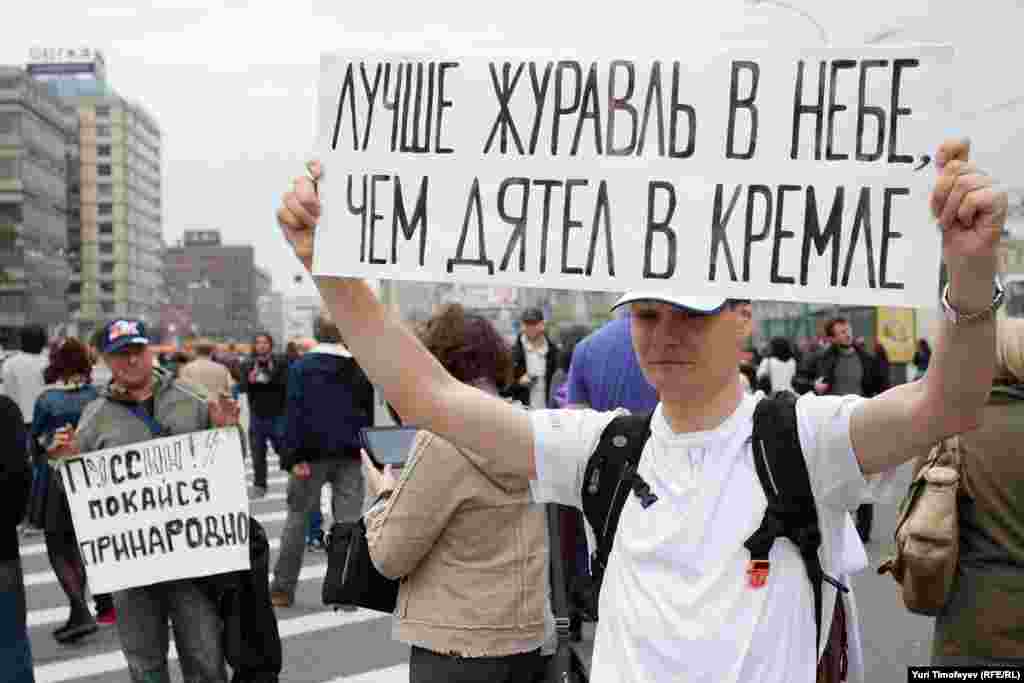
[208,394,241,428]
[47,424,80,460]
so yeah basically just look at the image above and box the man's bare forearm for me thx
[312,276,451,426]
[923,255,998,433]
[311,275,537,481]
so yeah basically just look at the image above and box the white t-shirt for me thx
[757,357,797,394]
[2,352,49,422]
[529,392,898,683]
[522,335,549,410]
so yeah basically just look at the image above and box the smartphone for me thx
[360,426,419,468]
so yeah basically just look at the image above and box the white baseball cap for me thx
[611,292,731,315]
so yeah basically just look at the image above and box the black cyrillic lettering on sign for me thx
[368,174,389,265]
[856,60,887,162]
[727,61,759,160]
[709,184,742,281]
[571,63,603,155]
[349,174,368,263]
[561,179,588,275]
[527,62,554,155]
[670,62,697,159]
[535,179,562,274]
[484,62,526,154]
[842,187,876,287]
[801,186,844,286]
[880,187,908,289]
[637,62,666,157]
[644,181,677,279]
[607,60,637,156]
[552,61,582,156]
[826,60,857,161]
[357,62,382,151]
[791,60,827,160]
[585,181,615,276]
[331,62,358,151]
[770,185,801,284]
[435,62,457,154]
[447,178,494,275]
[498,177,531,272]
[165,519,183,552]
[742,185,772,282]
[392,176,429,267]
[381,62,402,152]
[888,59,918,164]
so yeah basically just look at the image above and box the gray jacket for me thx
[77,372,210,453]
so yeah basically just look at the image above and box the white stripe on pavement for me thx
[33,608,382,683]
[24,511,293,588]
[327,664,408,682]
[20,493,287,559]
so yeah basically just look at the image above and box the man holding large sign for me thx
[277,44,1008,683]
[50,319,243,683]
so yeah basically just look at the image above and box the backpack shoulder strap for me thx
[744,392,847,651]
[581,412,652,584]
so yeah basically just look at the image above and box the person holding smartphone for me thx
[361,303,555,683]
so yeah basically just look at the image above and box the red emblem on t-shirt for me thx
[747,560,770,589]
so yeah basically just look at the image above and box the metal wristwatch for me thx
[940,276,1005,326]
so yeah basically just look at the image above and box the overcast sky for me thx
[4,0,1022,297]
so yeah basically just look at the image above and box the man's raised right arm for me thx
[276,164,537,482]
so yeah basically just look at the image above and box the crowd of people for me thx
[2,137,1021,682]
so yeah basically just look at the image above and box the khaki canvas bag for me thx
[877,437,968,616]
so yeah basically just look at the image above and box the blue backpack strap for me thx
[581,413,653,593]
[744,392,848,652]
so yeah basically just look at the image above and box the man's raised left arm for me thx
[851,138,1008,476]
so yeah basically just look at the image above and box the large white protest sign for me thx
[312,46,954,307]
[59,428,249,593]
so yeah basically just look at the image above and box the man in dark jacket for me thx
[508,307,560,409]
[813,316,890,542]
[270,316,374,608]
[0,396,32,681]
[238,333,288,498]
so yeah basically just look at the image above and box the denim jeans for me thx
[271,456,364,598]
[249,414,284,489]
[0,559,34,683]
[113,578,227,683]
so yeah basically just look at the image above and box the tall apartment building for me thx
[28,48,163,340]
[0,67,76,347]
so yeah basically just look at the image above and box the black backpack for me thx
[580,392,849,668]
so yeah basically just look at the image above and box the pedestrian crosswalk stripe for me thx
[326,664,408,682]
[33,608,383,683]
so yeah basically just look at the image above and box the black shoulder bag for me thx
[323,517,399,614]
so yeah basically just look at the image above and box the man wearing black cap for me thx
[509,307,560,409]
[51,319,241,683]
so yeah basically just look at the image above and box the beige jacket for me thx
[365,430,553,658]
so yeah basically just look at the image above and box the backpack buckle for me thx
[746,560,770,588]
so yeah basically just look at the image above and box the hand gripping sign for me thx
[312,45,952,309]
